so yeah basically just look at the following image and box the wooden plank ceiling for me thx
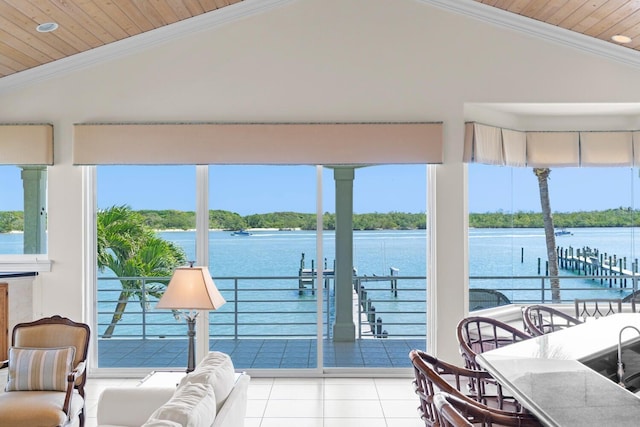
[473,0,640,50]
[1,0,640,81]
[0,0,242,79]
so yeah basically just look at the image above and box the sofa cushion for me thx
[147,382,216,427]
[6,346,76,392]
[0,389,84,427]
[178,352,235,411]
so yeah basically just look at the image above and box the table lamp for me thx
[156,264,226,372]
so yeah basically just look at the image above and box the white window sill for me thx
[0,256,52,273]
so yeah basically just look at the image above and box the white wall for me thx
[1,0,640,362]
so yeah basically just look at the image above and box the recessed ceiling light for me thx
[36,22,58,33]
[612,34,632,44]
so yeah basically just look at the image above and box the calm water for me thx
[97,229,427,338]
[6,228,640,337]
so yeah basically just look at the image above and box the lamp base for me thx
[186,316,196,373]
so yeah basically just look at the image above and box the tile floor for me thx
[82,375,423,427]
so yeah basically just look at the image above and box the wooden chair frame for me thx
[2,315,90,427]
[409,350,540,427]
[434,392,542,427]
[522,305,582,336]
[456,316,531,371]
[433,392,473,427]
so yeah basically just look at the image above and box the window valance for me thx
[464,122,637,167]
[73,122,443,165]
[0,124,53,165]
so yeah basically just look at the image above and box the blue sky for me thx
[94,165,428,215]
[1,164,638,214]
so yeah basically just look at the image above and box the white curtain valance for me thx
[0,124,53,165]
[580,131,633,167]
[73,122,443,165]
[471,123,503,165]
[527,132,579,167]
[464,122,637,167]
[501,129,527,167]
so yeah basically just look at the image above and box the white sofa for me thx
[96,352,249,427]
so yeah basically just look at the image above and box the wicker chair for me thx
[522,305,582,336]
[574,298,623,321]
[409,350,540,427]
[434,392,542,427]
[433,392,473,427]
[456,316,532,371]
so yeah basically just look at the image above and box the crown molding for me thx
[0,0,296,95]
[418,0,640,69]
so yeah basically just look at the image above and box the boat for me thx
[554,228,573,237]
[230,230,252,236]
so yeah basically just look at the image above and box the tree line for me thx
[4,207,640,233]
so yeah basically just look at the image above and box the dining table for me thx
[476,313,640,427]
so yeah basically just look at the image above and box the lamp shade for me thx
[157,266,226,310]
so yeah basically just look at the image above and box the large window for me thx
[96,165,196,368]
[94,164,428,371]
[0,165,47,255]
[469,163,640,306]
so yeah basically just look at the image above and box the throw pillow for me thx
[6,346,76,392]
[147,382,216,427]
[178,351,235,410]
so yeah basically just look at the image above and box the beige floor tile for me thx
[324,377,376,385]
[324,382,380,400]
[246,399,268,418]
[381,399,421,418]
[259,418,323,427]
[272,377,324,386]
[386,417,427,427]
[244,418,262,427]
[324,399,384,418]
[264,399,324,418]
[270,382,323,400]
[247,382,273,399]
[376,383,416,400]
[324,418,387,427]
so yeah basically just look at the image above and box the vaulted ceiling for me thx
[473,0,640,51]
[0,0,243,79]
[1,0,640,84]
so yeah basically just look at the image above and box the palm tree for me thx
[533,168,560,302]
[97,205,186,338]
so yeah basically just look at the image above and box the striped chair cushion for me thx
[6,346,76,392]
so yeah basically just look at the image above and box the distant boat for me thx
[554,228,573,237]
[230,230,252,236]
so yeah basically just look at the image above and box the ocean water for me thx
[97,229,428,338]
[5,228,639,337]
[469,227,640,303]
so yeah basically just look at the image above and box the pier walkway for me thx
[558,245,640,288]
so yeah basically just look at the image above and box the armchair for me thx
[0,315,90,427]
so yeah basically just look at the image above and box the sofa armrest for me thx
[97,387,176,427]
[212,373,250,427]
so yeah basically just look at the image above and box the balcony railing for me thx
[97,273,639,341]
[97,274,426,340]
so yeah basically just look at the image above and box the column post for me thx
[21,166,47,254]
[332,166,356,342]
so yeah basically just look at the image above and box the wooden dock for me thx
[298,252,334,295]
[557,246,639,287]
[298,253,396,338]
